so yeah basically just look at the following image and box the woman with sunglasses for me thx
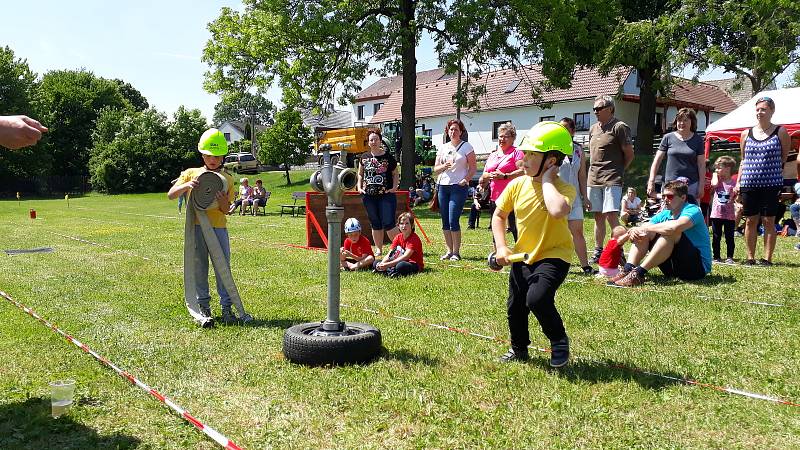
[735,96,790,266]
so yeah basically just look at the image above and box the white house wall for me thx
[419,99,652,155]
[217,123,245,143]
[353,99,387,124]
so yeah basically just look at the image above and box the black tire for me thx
[282,322,382,366]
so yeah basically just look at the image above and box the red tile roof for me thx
[363,66,738,123]
[355,68,448,101]
[667,79,738,113]
[368,66,632,123]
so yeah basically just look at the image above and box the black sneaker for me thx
[499,348,529,363]
[196,306,215,328]
[742,259,756,266]
[581,265,598,276]
[549,337,570,368]
[757,259,773,267]
[589,247,603,264]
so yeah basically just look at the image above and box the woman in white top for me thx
[433,118,477,261]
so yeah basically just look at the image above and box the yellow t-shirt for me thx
[177,167,235,228]
[495,176,575,265]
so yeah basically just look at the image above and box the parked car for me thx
[224,152,259,173]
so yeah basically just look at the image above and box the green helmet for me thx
[517,121,572,156]
[197,128,228,156]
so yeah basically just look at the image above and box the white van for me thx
[224,152,259,174]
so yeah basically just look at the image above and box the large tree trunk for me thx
[399,0,417,190]
[635,66,658,155]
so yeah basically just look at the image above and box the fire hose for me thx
[183,171,252,326]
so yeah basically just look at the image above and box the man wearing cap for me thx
[587,95,634,263]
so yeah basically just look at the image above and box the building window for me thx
[357,105,365,121]
[373,103,383,115]
[492,120,511,140]
[223,132,231,142]
[539,116,555,122]
[574,112,590,131]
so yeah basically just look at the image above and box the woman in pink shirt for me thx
[480,122,524,243]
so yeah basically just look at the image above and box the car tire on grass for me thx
[282,322,381,366]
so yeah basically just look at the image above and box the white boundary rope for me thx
[0,290,244,449]
[18,228,800,409]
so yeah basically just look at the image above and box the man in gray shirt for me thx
[587,95,634,263]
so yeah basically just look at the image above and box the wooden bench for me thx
[280,191,306,217]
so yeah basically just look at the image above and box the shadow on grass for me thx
[0,397,140,449]
[382,347,441,367]
[243,318,305,329]
[647,273,736,287]
[526,357,683,391]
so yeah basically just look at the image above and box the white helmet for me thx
[344,217,361,233]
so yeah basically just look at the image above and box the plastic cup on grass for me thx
[49,379,75,418]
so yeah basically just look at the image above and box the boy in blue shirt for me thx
[612,180,711,287]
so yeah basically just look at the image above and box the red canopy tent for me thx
[704,87,800,157]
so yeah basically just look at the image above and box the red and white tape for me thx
[0,290,243,450]
[341,302,800,408]
[25,230,800,408]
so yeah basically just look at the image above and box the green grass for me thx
[1,169,800,449]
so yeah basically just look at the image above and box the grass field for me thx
[1,169,799,449]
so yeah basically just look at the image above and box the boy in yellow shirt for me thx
[492,122,575,367]
[168,128,238,327]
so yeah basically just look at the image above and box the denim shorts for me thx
[362,193,397,230]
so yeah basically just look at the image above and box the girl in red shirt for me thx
[374,212,424,277]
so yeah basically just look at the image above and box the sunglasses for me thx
[593,105,609,112]
[663,193,675,200]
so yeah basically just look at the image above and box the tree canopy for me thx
[203,0,613,188]
[257,107,312,184]
[212,92,275,127]
[34,70,129,182]
[0,46,48,186]
[89,107,206,193]
[676,0,800,94]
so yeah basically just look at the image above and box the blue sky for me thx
[1,1,793,125]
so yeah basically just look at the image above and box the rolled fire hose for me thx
[183,171,252,325]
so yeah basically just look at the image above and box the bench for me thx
[280,191,307,217]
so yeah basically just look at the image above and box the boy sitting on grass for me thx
[340,218,375,271]
[598,225,629,279]
[373,212,424,277]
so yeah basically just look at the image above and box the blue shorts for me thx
[362,193,397,230]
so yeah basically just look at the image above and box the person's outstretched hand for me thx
[0,115,48,149]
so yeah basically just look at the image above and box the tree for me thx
[113,79,149,111]
[785,65,800,88]
[257,107,312,184]
[89,108,193,193]
[676,0,800,93]
[212,92,275,126]
[203,1,610,188]
[34,70,128,183]
[0,46,49,189]
[168,106,208,167]
[596,0,681,154]
[0,46,37,115]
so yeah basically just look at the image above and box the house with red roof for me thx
[353,66,738,155]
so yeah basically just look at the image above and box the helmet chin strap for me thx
[531,157,549,178]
